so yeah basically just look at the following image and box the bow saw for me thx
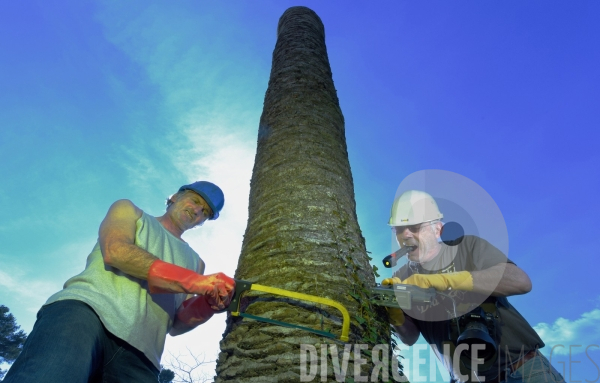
[225,280,350,342]
[222,279,435,342]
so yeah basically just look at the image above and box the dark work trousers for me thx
[3,300,159,383]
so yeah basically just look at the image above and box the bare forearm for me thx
[98,200,157,280]
[471,263,532,297]
[102,241,158,280]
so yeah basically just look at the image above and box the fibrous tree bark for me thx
[215,7,392,382]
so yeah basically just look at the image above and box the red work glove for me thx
[147,260,235,310]
[176,295,217,328]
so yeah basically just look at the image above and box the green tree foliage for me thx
[0,305,27,380]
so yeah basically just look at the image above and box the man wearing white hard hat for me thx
[5,181,235,382]
[383,190,564,383]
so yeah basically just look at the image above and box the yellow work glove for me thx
[381,277,405,326]
[401,271,473,291]
[386,307,405,326]
[381,277,402,286]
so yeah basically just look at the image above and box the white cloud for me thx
[96,1,264,120]
[0,269,57,308]
[117,144,166,189]
[94,3,259,377]
[95,1,262,210]
[163,319,223,381]
[160,118,255,378]
[0,238,96,321]
[534,308,600,355]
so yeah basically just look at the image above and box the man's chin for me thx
[406,249,419,262]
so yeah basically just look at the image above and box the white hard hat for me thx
[388,190,443,226]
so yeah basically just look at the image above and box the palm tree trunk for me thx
[215,7,392,382]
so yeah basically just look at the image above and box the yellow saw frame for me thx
[226,280,350,342]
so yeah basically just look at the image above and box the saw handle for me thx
[223,279,253,313]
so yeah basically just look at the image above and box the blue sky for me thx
[1,1,598,381]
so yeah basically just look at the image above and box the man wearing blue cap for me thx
[4,181,235,382]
